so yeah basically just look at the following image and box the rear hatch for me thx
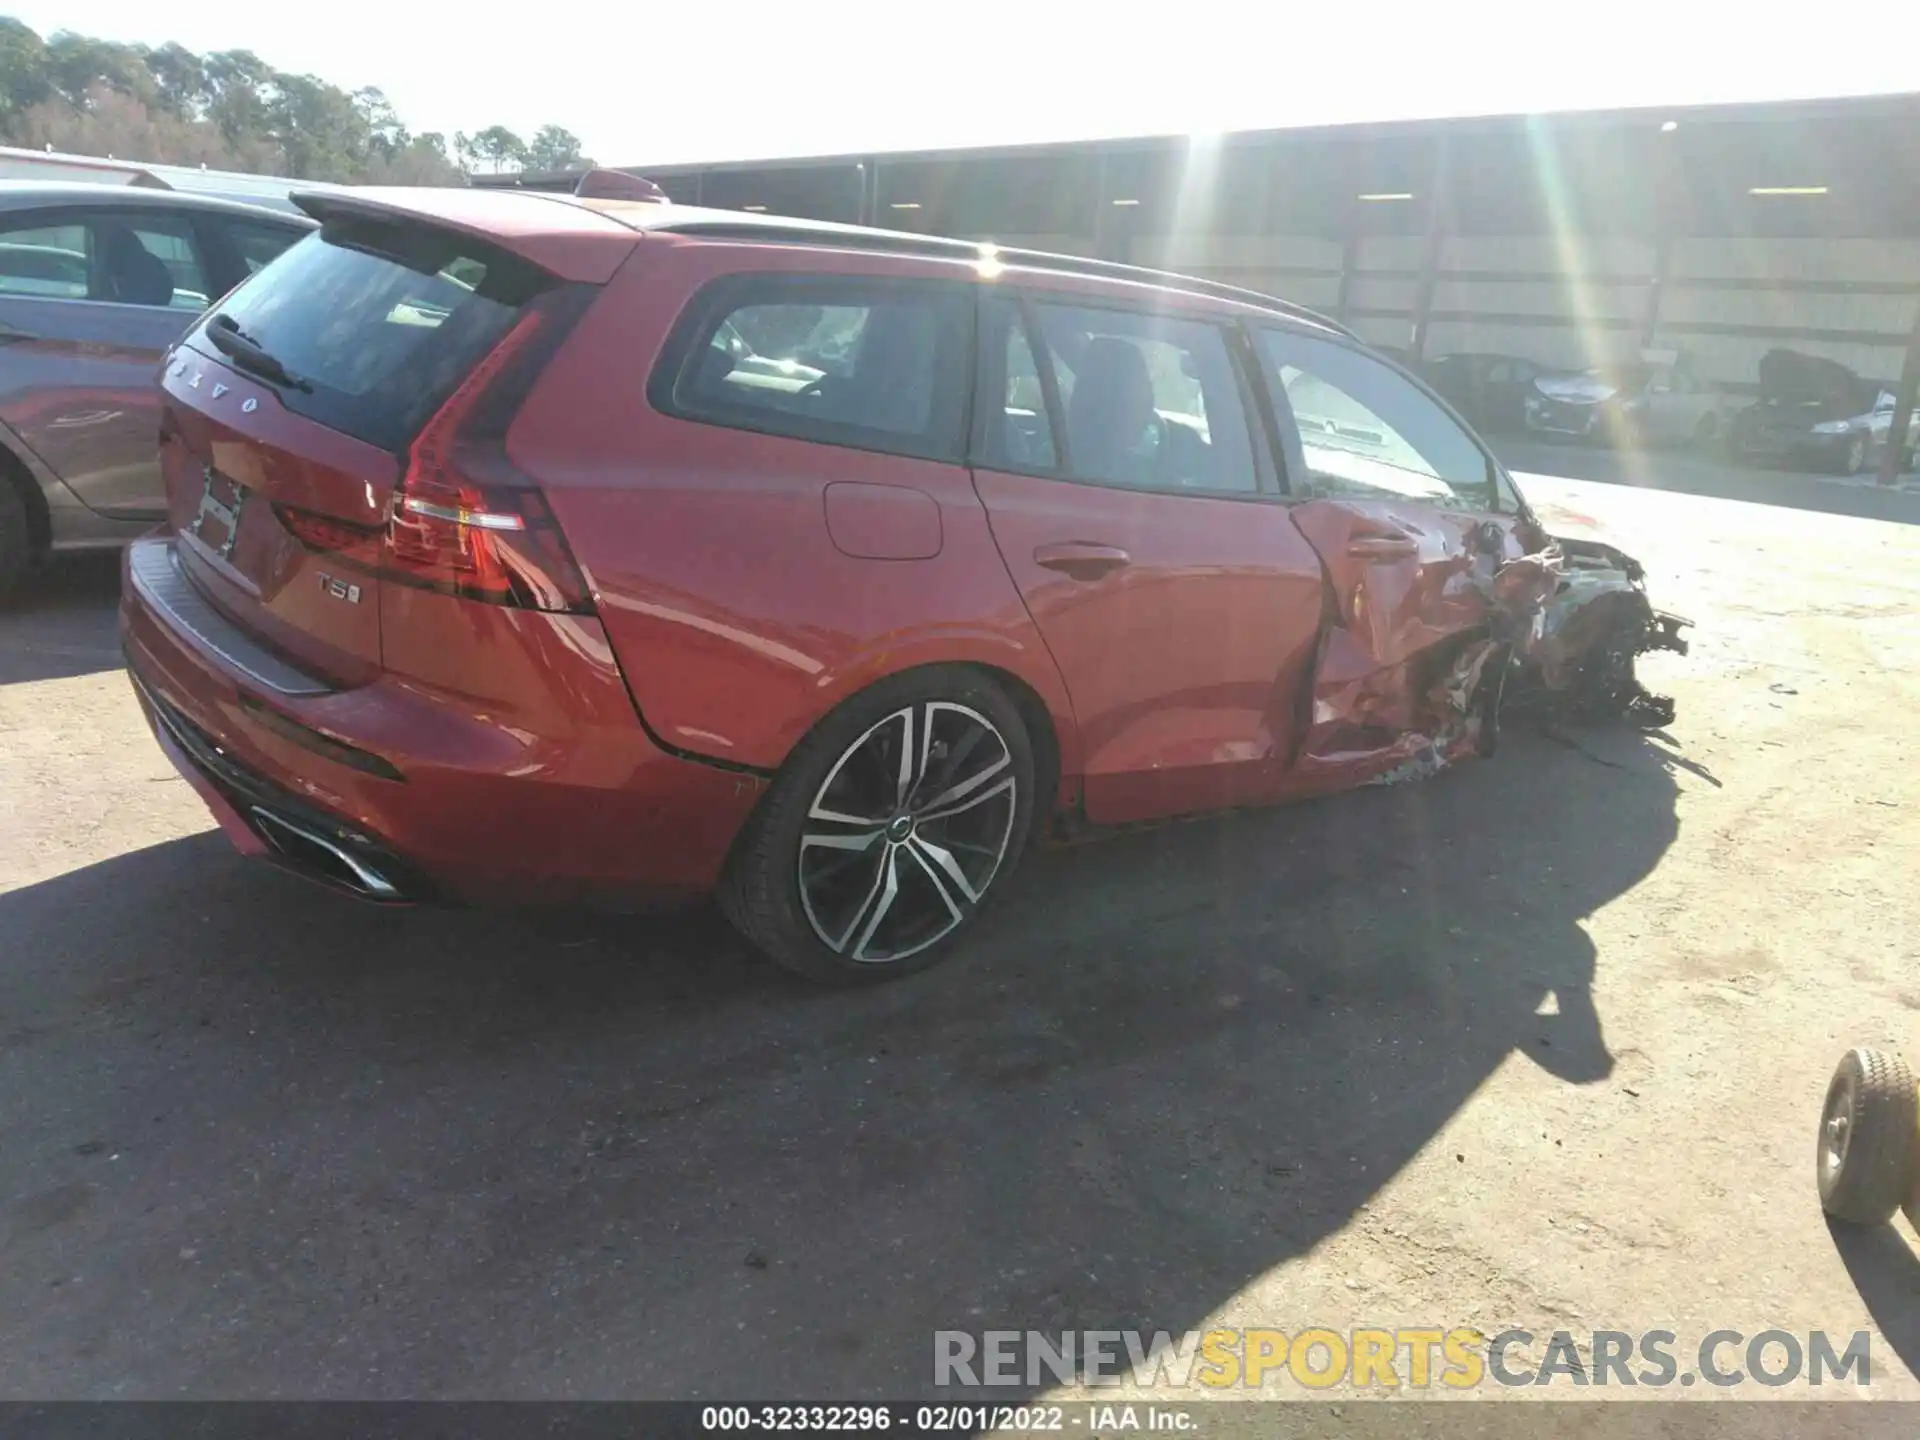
[159,206,591,683]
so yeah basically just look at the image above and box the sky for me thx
[19,1,1920,167]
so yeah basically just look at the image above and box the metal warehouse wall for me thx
[590,94,1920,391]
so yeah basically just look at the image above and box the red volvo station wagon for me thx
[122,187,1678,982]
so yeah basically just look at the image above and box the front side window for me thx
[1255,328,1497,511]
[660,276,970,462]
[1029,302,1257,494]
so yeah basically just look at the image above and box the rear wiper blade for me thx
[205,312,313,394]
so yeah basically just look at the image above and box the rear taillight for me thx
[384,472,590,612]
[282,293,594,613]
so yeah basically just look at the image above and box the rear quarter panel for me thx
[508,236,1083,789]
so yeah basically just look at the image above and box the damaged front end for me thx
[1285,500,1690,791]
[1508,534,1691,730]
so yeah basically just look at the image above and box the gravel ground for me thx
[0,463,1916,1405]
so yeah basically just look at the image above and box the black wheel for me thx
[1839,431,1868,477]
[1817,1047,1917,1225]
[719,666,1036,984]
[0,475,32,604]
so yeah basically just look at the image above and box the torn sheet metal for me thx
[1511,535,1691,728]
[1287,498,1689,788]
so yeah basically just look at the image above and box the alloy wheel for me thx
[796,702,1017,963]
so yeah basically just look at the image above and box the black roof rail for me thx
[652,218,1359,341]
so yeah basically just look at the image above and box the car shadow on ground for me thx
[0,554,123,685]
[0,721,1677,1398]
[1828,1216,1920,1383]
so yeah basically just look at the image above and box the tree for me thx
[0,19,586,186]
[365,132,462,186]
[44,32,156,111]
[202,49,275,149]
[525,124,590,173]
[269,72,372,180]
[467,124,527,174]
[353,86,407,160]
[0,18,50,126]
[138,42,210,120]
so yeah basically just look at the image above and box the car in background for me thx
[1425,352,1547,432]
[121,189,1684,984]
[1523,354,1723,448]
[1728,348,1917,476]
[0,182,313,596]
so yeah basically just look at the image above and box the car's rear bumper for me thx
[121,536,767,909]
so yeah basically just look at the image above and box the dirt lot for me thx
[1,460,1917,1405]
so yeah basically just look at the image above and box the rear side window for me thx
[1029,301,1258,494]
[110,216,210,310]
[0,212,208,307]
[653,275,970,462]
[204,219,550,451]
[223,218,306,276]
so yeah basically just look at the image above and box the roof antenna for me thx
[572,168,669,204]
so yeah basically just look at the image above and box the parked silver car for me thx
[0,183,312,596]
[1524,356,1724,448]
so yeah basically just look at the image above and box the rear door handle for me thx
[1345,535,1418,561]
[1033,542,1131,581]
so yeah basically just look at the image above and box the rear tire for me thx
[1817,1047,1917,1226]
[0,477,33,604]
[719,666,1037,985]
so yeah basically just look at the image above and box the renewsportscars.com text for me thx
[933,1328,1874,1389]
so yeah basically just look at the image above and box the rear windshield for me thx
[200,217,550,452]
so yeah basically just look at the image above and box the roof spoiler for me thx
[573,168,669,204]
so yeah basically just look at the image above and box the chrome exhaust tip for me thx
[250,807,402,900]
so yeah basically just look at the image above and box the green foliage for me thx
[0,16,588,186]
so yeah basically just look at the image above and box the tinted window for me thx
[224,218,306,276]
[1030,302,1257,494]
[105,216,210,309]
[0,219,89,299]
[1256,329,1495,511]
[985,309,1056,469]
[662,277,969,460]
[205,222,548,451]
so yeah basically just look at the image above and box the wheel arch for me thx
[748,631,1084,812]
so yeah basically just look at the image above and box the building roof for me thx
[557,90,1920,176]
[0,145,354,214]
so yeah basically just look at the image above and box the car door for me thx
[1247,325,1541,788]
[0,206,216,520]
[968,293,1327,825]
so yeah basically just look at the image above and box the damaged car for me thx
[1729,348,1918,476]
[121,191,1686,984]
[1524,351,1722,449]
